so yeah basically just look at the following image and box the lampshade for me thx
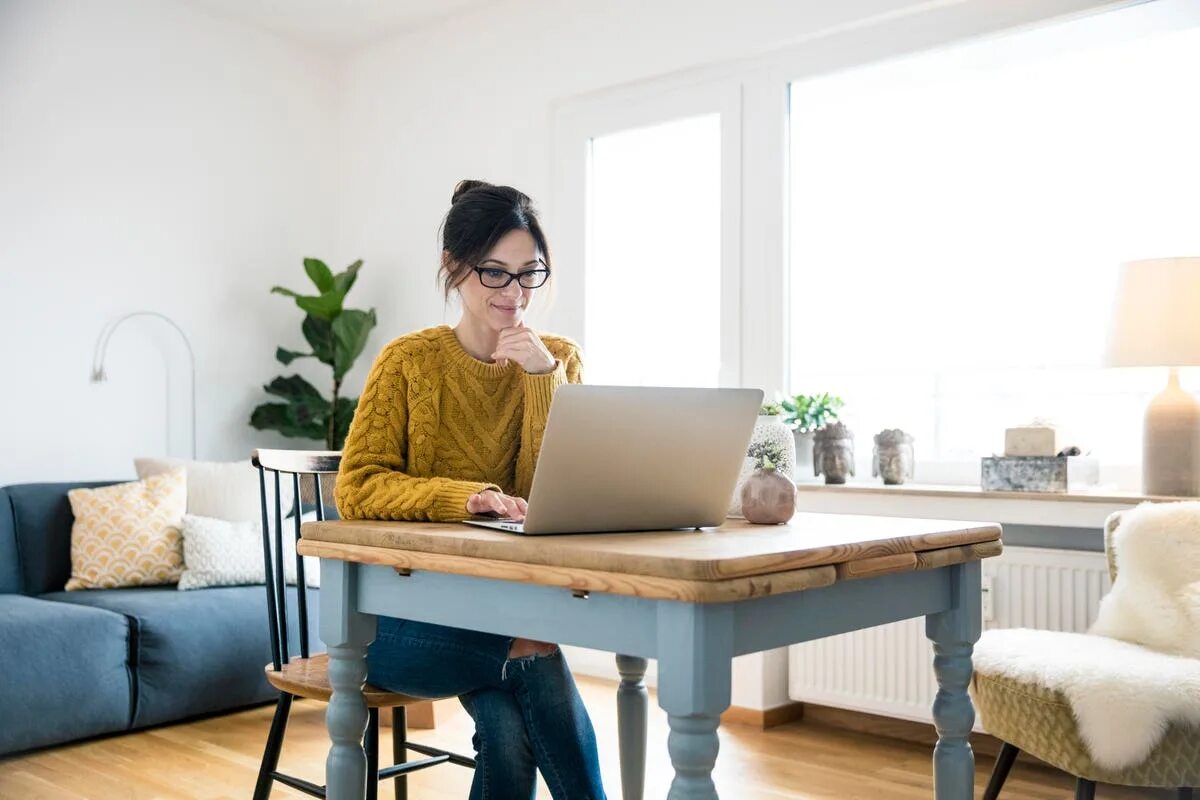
[1106,257,1200,368]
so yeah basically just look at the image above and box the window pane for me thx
[587,114,721,387]
[788,0,1200,476]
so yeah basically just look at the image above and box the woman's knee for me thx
[507,637,558,658]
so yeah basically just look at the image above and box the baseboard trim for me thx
[797,703,1006,758]
[720,702,805,729]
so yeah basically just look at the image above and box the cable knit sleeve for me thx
[335,341,500,521]
[513,339,583,499]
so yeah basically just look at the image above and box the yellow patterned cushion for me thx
[972,669,1200,787]
[65,469,187,590]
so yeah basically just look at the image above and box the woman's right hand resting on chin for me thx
[466,488,528,521]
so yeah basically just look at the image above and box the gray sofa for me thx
[0,481,321,756]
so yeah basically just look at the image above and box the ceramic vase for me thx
[729,413,797,517]
[741,468,797,524]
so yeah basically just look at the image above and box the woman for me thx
[335,180,606,800]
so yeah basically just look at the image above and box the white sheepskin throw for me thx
[974,501,1200,771]
[974,628,1200,771]
[1090,501,1200,659]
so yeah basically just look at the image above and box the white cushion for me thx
[177,513,320,591]
[134,457,294,523]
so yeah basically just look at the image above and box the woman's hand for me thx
[466,489,528,521]
[492,321,556,374]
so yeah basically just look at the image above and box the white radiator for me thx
[787,546,1112,724]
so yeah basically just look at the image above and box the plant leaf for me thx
[333,260,363,297]
[250,401,326,440]
[332,308,377,381]
[263,374,324,401]
[296,292,342,321]
[276,347,312,365]
[259,376,332,440]
[302,315,336,365]
[303,258,335,293]
[271,286,300,298]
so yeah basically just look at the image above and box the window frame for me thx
[551,75,743,388]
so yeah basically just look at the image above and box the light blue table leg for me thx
[320,560,377,800]
[925,561,982,800]
[616,654,648,800]
[656,603,733,800]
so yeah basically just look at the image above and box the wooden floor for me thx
[0,675,1166,799]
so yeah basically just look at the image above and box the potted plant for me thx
[780,392,844,479]
[729,403,796,518]
[250,258,377,452]
[740,440,796,524]
[755,402,796,478]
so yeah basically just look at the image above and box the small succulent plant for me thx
[747,439,786,471]
[759,401,784,417]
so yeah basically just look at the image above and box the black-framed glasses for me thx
[472,266,551,289]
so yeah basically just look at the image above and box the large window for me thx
[788,0,1200,485]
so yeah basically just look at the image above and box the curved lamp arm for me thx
[90,311,197,459]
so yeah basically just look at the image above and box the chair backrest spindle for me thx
[273,470,290,662]
[315,474,326,522]
[257,465,284,672]
[292,472,310,659]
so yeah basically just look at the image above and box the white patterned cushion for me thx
[134,457,294,523]
[177,513,320,591]
[66,470,186,590]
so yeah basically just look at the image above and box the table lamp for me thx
[1106,257,1200,496]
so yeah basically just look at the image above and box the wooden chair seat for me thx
[265,653,430,708]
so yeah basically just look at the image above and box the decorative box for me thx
[1004,426,1059,457]
[980,456,1099,493]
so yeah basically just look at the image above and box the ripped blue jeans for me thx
[366,617,607,800]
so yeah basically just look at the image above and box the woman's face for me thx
[453,228,546,333]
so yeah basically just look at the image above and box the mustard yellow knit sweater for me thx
[335,324,583,522]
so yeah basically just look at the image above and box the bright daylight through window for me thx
[586,114,722,388]
[788,0,1200,486]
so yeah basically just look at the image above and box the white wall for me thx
[0,0,342,484]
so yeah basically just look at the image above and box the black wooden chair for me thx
[251,448,474,799]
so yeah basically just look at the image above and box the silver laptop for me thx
[464,385,762,535]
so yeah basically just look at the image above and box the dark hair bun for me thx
[451,179,493,204]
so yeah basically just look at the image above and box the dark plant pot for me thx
[740,468,796,524]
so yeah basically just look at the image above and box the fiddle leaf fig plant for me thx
[780,392,844,434]
[251,258,376,450]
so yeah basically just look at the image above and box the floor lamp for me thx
[90,311,197,459]
[1106,257,1200,497]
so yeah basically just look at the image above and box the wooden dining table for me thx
[298,511,1002,800]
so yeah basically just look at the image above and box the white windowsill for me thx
[792,480,1190,529]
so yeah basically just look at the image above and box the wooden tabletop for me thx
[299,513,1002,602]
